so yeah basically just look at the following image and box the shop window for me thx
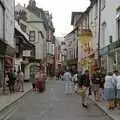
[117,49,120,70]
[29,31,35,42]
[0,3,4,40]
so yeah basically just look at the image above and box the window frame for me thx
[29,31,35,42]
[38,31,44,40]
[101,0,106,10]
[95,1,98,19]
[0,2,5,41]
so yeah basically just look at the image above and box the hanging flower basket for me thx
[78,29,92,45]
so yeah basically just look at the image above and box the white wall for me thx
[1,0,15,48]
[15,4,47,60]
[26,10,47,60]
[100,0,120,49]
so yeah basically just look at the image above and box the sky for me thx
[15,0,90,37]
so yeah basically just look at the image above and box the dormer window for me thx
[29,0,36,8]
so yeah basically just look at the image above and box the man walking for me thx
[79,70,90,108]
[7,69,15,94]
[63,69,72,94]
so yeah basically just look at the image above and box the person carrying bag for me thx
[78,70,90,108]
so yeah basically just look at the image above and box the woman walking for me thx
[91,70,102,101]
[104,72,115,110]
[17,71,24,92]
[35,66,45,93]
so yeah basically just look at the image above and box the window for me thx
[38,31,44,41]
[101,22,106,48]
[20,23,27,32]
[95,1,98,19]
[0,3,4,40]
[118,19,120,40]
[29,31,35,42]
[101,0,106,10]
[90,9,93,24]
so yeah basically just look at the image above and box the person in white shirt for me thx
[72,72,78,93]
[112,70,119,107]
[104,72,115,109]
[116,72,120,108]
[63,70,72,94]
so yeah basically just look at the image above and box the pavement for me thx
[90,95,120,120]
[0,82,32,113]
[8,80,112,120]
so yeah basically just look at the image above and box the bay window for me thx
[29,31,35,42]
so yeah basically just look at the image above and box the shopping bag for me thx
[74,84,78,92]
[78,88,85,96]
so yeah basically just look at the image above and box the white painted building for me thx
[16,0,47,61]
[84,0,120,72]
[100,0,120,72]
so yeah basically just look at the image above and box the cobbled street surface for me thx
[9,80,111,120]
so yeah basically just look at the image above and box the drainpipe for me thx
[98,0,101,69]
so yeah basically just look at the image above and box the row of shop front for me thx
[78,40,120,74]
[101,40,120,73]
[0,40,15,87]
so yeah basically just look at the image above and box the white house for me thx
[16,0,47,61]
[83,0,120,72]
[100,0,120,72]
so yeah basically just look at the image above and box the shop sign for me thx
[4,56,13,71]
[23,50,31,57]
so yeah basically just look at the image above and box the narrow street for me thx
[9,80,111,120]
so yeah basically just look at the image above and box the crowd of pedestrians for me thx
[58,68,120,110]
[5,69,24,94]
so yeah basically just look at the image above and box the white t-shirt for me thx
[104,75,115,88]
[116,75,120,89]
[72,74,78,82]
[63,72,72,81]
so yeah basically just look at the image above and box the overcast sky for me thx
[15,0,90,37]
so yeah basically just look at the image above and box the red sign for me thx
[4,56,13,71]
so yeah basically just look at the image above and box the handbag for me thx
[78,88,85,96]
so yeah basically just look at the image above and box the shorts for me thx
[92,84,100,92]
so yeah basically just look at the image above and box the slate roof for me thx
[27,5,54,31]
